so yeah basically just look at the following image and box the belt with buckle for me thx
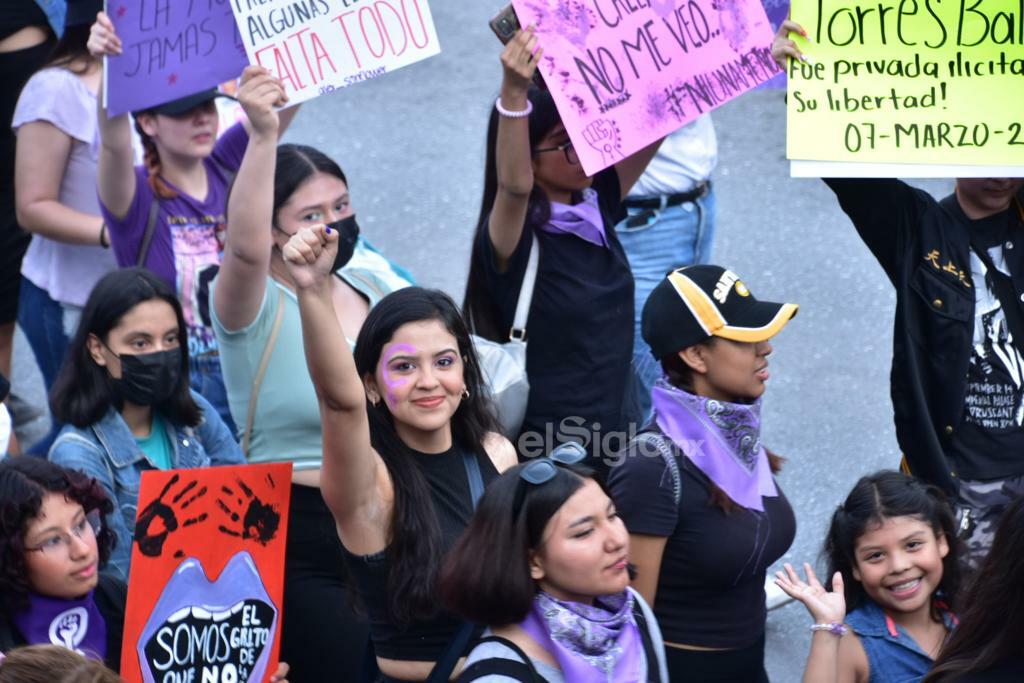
[623,181,711,210]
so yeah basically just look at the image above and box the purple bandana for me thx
[651,380,778,512]
[539,188,608,248]
[519,590,643,682]
[12,591,107,661]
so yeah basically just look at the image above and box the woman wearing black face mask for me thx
[209,69,413,683]
[47,267,245,581]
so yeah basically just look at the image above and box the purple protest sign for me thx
[104,0,250,116]
[758,0,789,88]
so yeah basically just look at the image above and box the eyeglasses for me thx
[25,510,102,558]
[512,442,588,516]
[533,141,579,165]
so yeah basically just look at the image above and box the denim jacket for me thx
[48,390,244,580]
[846,597,958,683]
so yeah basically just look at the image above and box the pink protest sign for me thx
[513,0,781,175]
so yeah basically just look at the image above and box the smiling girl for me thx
[281,226,517,681]
[775,471,961,683]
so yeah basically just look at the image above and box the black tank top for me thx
[343,444,498,661]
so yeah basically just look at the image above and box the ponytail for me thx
[133,116,178,200]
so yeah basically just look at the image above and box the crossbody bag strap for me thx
[462,449,485,508]
[455,636,544,683]
[509,233,540,340]
[639,431,682,506]
[241,288,286,455]
[136,197,161,268]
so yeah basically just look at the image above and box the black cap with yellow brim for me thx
[641,265,799,359]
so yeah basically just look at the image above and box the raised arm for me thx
[88,11,136,220]
[214,66,288,331]
[15,121,106,245]
[487,27,543,271]
[281,226,384,545]
[614,136,664,200]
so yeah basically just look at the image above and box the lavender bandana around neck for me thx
[13,591,107,661]
[540,188,608,248]
[519,590,643,682]
[651,380,778,512]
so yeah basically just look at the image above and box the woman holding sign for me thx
[464,27,663,477]
[280,225,518,682]
[86,12,300,435]
[211,63,413,681]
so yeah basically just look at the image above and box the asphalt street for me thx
[8,1,954,679]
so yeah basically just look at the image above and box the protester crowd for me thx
[1,1,1022,681]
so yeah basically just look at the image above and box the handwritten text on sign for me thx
[105,0,249,116]
[512,0,780,175]
[230,0,441,105]
[786,0,1024,168]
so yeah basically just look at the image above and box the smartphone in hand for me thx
[489,4,548,90]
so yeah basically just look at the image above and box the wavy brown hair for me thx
[0,459,116,617]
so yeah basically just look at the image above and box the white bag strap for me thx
[510,234,539,340]
[241,287,286,456]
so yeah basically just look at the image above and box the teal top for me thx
[134,415,173,470]
[211,237,413,470]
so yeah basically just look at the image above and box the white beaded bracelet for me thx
[495,97,533,118]
[809,622,848,636]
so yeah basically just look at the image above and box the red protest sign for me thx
[120,463,292,683]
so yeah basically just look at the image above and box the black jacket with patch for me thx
[826,178,1024,495]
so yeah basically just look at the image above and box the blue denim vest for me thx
[846,598,958,683]
[48,390,244,580]
[32,0,66,37]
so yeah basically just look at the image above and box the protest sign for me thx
[121,463,292,683]
[786,0,1024,174]
[104,0,250,116]
[511,0,781,176]
[229,0,441,106]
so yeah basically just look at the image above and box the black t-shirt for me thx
[473,169,634,465]
[608,435,796,648]
[948,203,1024,480]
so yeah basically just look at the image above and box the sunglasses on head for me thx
[512,441,588,516]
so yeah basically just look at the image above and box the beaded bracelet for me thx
[495,97,533,118]
[809,622,848,636]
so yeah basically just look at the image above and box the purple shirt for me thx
[101,123,248,358]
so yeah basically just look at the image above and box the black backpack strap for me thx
[136,196,161,267]
[456,636,543,683]
[631,600,663,683]
[635,430,683,506]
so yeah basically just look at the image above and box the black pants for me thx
[280,484,372,682]
[664,633,768,682]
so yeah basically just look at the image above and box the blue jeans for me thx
[17,277,68,455]
[190,354,239,440]
[615,186,717,420]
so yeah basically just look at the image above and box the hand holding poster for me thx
[229,0,441,105]
[121,463,291,683]
[104,0,250,116]
[511,0,781,175]
[786,0,1024,173]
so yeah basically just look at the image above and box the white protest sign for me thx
[230,0,441,103]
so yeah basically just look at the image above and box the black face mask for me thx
[327,215,360,272]
[110,347,182,406]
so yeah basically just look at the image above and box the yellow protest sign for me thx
[786,0,1024,168]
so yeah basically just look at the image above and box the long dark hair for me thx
[0,459,116,617]
[463,86,563,341]
[661,344,783,513]
[441,461,594,626]
[272,144,347,225]
[825,470,960,616]
[50,267,200,428]
[924,496,1024,682]
[353,287,501,622]
[43,24,94,74]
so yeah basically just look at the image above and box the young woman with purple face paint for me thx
[281,225,518,681]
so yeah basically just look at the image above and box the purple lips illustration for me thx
[137,551,277,683]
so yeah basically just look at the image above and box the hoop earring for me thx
[461,388,470,399]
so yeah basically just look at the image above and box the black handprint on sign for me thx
[134,474,208,557]
[216,474,281,545]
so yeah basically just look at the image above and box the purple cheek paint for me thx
[380,343,416,408]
